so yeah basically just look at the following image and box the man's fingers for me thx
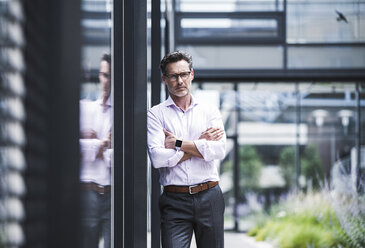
[200,128,225,140]
[210,129,223,136]
[204,127,214,132]
[163,129,173,136]
[164,135,176,149]
[207,127,221,133]
[211,130,224,141]
[215,130,224,136]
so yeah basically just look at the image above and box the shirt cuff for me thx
[167,150,184,167]
[193,139,207,159]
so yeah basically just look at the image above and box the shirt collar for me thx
[164,94,199,109]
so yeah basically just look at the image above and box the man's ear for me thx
[191,69,194,80]
[162,74,167,85]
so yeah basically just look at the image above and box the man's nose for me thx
[177,76,184,84]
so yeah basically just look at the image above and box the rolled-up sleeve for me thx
[147,109,184,168]
[194,139,226,161]
[194,107,226,161]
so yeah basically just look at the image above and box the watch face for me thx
[175,139,182,148]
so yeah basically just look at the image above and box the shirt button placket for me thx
[182,113,188,133]
[181,111,190,185]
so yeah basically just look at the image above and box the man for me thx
[79,53,112,248]
[147,50,226,248]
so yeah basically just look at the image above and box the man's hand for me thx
[199,127,224,141]
[105,131,112,149]
[163,129,177,149]
[163,129,192,163]
[96,132,112,158]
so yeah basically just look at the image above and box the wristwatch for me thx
[175,139,182,148]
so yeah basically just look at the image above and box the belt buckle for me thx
[189,185,199,194]
[97,184,105,194]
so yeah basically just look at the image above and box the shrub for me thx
[247,192,353,248]
[331,193,365,248]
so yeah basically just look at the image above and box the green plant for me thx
[248,192,351,248]
[278,144,324,190]
[221,146,262,198]
[239,145,262,192]
[331,160,365,248]
[278,146,295,188]
[301,144,324,190]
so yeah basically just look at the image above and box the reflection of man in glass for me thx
[147,51,226,247]
[79,53,112,248]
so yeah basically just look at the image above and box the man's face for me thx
[162,60,194,98]
[99,60,111,98]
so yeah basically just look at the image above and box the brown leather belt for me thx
[81,182,111,194]
[164,181,218,194]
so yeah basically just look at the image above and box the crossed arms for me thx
[147,106,227,168]
[80,129,111,161]
[163,127,224,164]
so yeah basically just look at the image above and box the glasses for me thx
[164,71,191,82]
[99,72,110,79]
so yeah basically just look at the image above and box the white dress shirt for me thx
[79,97,113,186]
[147,95,226,186]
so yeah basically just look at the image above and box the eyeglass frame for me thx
[99,72,110,79]
[163,71,192,82]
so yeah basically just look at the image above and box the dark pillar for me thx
[114,0,147,247]
[151,0,162,247]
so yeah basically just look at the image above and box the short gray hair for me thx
[160,50,193,75]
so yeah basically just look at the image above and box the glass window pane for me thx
[300,83,357,191]
[288,46,365,69]
[287,0,365,43]
[177,45,283,69]
[197,82,363,233]
[177,0,284,12]
[180,18,279,40]
[237,83,297,231]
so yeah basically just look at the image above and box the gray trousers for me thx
[159,185,225,248]
[80,190,111,248]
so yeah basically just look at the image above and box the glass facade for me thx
[190,82,364,232]
[175,0,365,70]
[157,0,365,244]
